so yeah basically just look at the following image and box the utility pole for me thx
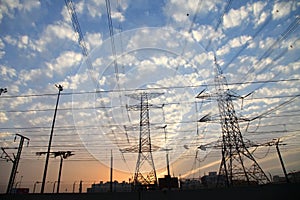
[110,150,113,192]
[37,150,74,193]
[259,138,289,183]
[162,125,172,177]
[6,134,30,194]
[274,139,289,183]
[40,84,63,193]
[79,180,82,193]
[121,92,163,188]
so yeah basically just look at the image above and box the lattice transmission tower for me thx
[121,92,163,187]
[197,56,270,186]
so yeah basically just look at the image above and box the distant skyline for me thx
[1,0,300,193]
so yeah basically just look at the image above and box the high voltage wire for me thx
[2,2,300,177]
[204,0,233,51]
[10,146,298,161]
[1,3,299,186]
[3,129,299,149]
[1,92,299,114]
[1,109,300,132]
[233,16,300,86]
[1,78,299,99]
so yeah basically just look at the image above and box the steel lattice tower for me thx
[213,56,270,186]
[121,92,163,186]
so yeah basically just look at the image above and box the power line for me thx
[233,16,300,86]
[2,92,300,113]
[0,78,299,99]
[205,0,233,51]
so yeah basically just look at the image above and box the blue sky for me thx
[0,0,300,193]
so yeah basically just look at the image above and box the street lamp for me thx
[0,88,7,95]
[40,84,63,193]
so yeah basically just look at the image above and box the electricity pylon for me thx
[2,134,30,194]
[197,56,270,186]
[120,92,163,187]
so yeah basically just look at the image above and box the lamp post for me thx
[40,84,63,193]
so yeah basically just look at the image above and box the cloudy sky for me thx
[1,0,300,193]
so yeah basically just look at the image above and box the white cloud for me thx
[256,11,268,27]
[0,38,5,58]
[34,21,75,52]
[86,32,103,51]
[151,55,169,67]
[0,65,17,80]
[258,37,276,50]
[111,11,125,22]
[86,0,106,18]
[223,1,269,29]
[19,68,43,84]
[136,59,157,75]
[0,0,40,23]
[22,0,40,12]
[9,95,32,109]
[46,50,82,76]
[28,115,52,126]
[62,72,89,90]
[192,25,225,46]
[229,35,252,48]
[251,1,268,27]
[163,0,221,23]
[193,52,209,66]
[223,6,249,29]
[217,35,252,56]
[3,35,17,46]
[252,1,266,17]
[272,1,296,20]
[3,34,35,51]
[17,35,29,49]
[0,0,20,23]
[8,84,20,93]
[0,112,8,123]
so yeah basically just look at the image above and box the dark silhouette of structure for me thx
[37,151,74,193]
[121,92,163,188]
[3,134,30,194]
[197,56,270,186]
[40,84,63,193]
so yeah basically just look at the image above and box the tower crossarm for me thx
[126,92,164,101]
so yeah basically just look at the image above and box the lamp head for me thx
[55,84,63,91]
